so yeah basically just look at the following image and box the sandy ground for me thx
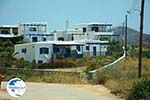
[0,82,123,100]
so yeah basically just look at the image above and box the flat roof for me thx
[0,25,18,28]
[19,22,47,25]
[78,39,109,43]
[15,41,85,47]
[15,40,110,47]
[77,22,112,26]
[53,41,84,45]
[94,32,114,36]
[52,29,81,33]
[0,34,18,38]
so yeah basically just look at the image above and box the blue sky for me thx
[0,0,150,33]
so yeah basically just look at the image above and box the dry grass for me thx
[118,57,150,78]
[104,79,136,98]
[27,72,85,84]
[96,56,150,98]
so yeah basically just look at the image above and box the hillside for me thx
[112,26,150,45]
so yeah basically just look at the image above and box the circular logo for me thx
[7,78,26,97]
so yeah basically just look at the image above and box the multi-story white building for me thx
[14,22,117,64]
[0,25,20,41]
[74,23,117,41]
[18,22,53,42]
[52,23,119,41]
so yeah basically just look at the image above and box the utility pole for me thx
[122,22,125,45]
[138,0,145,79]
[125,15,128,58]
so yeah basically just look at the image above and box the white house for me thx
[51,23,119,42]
[81,40,109,56]
[74,22,118,41]
[14,41,84,63]
[18,22,53,42]
[0,25,20,41]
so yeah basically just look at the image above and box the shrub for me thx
[84,63,96,74]
[143,51,150,58]
[127,79,150,100]
[37,59,76,69]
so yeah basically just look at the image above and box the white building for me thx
[14,40,109,63]
[18,22,53,42]
[15,41,84,63]
[0,25,20,40]
[81,40,109,56]
[74,22,118,41]
[14,22,116,64]
[52,23,119,42]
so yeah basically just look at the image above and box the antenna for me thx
[66,20,69,34]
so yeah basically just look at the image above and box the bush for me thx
[84,63,96,74]
[36,59,76,69]
[143,51,150,58]
[107,43,123,58]
[127,79,150,100]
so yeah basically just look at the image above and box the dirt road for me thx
[0,82,123,100]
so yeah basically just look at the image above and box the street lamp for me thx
[125,9,140,59]
[127,9,140,14]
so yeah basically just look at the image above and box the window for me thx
[95,27,99,32]
[71,35,74,40]
[83,27,86,32]
[91,27,94,31]
[29,27,36,32]
[38,60,43,64]
[32,37,37,42]
[43,38,46,41]
[1,30,9,34]
[91,27,99,32]
[86,46,89,50]
[40,47,49,54]
[58,37,64,41]
[76,45,80,51]
[21,48,27,53]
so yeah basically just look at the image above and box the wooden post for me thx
[138,0,145,79]
[125,15,128,59]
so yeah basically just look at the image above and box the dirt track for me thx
[0,82,123,100]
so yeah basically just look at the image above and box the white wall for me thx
[34,43,53,63]
[23,33,54,42]
[18,23,52,43]
[83,44,108,56]
[15,43,53,63]
[52,31,68,41]
[14,44,35,62]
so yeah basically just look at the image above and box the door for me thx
[93,47,96,56]
[32,37,37,42]
[65,48,71,57]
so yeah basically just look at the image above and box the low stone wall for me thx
[88,49,126,80]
